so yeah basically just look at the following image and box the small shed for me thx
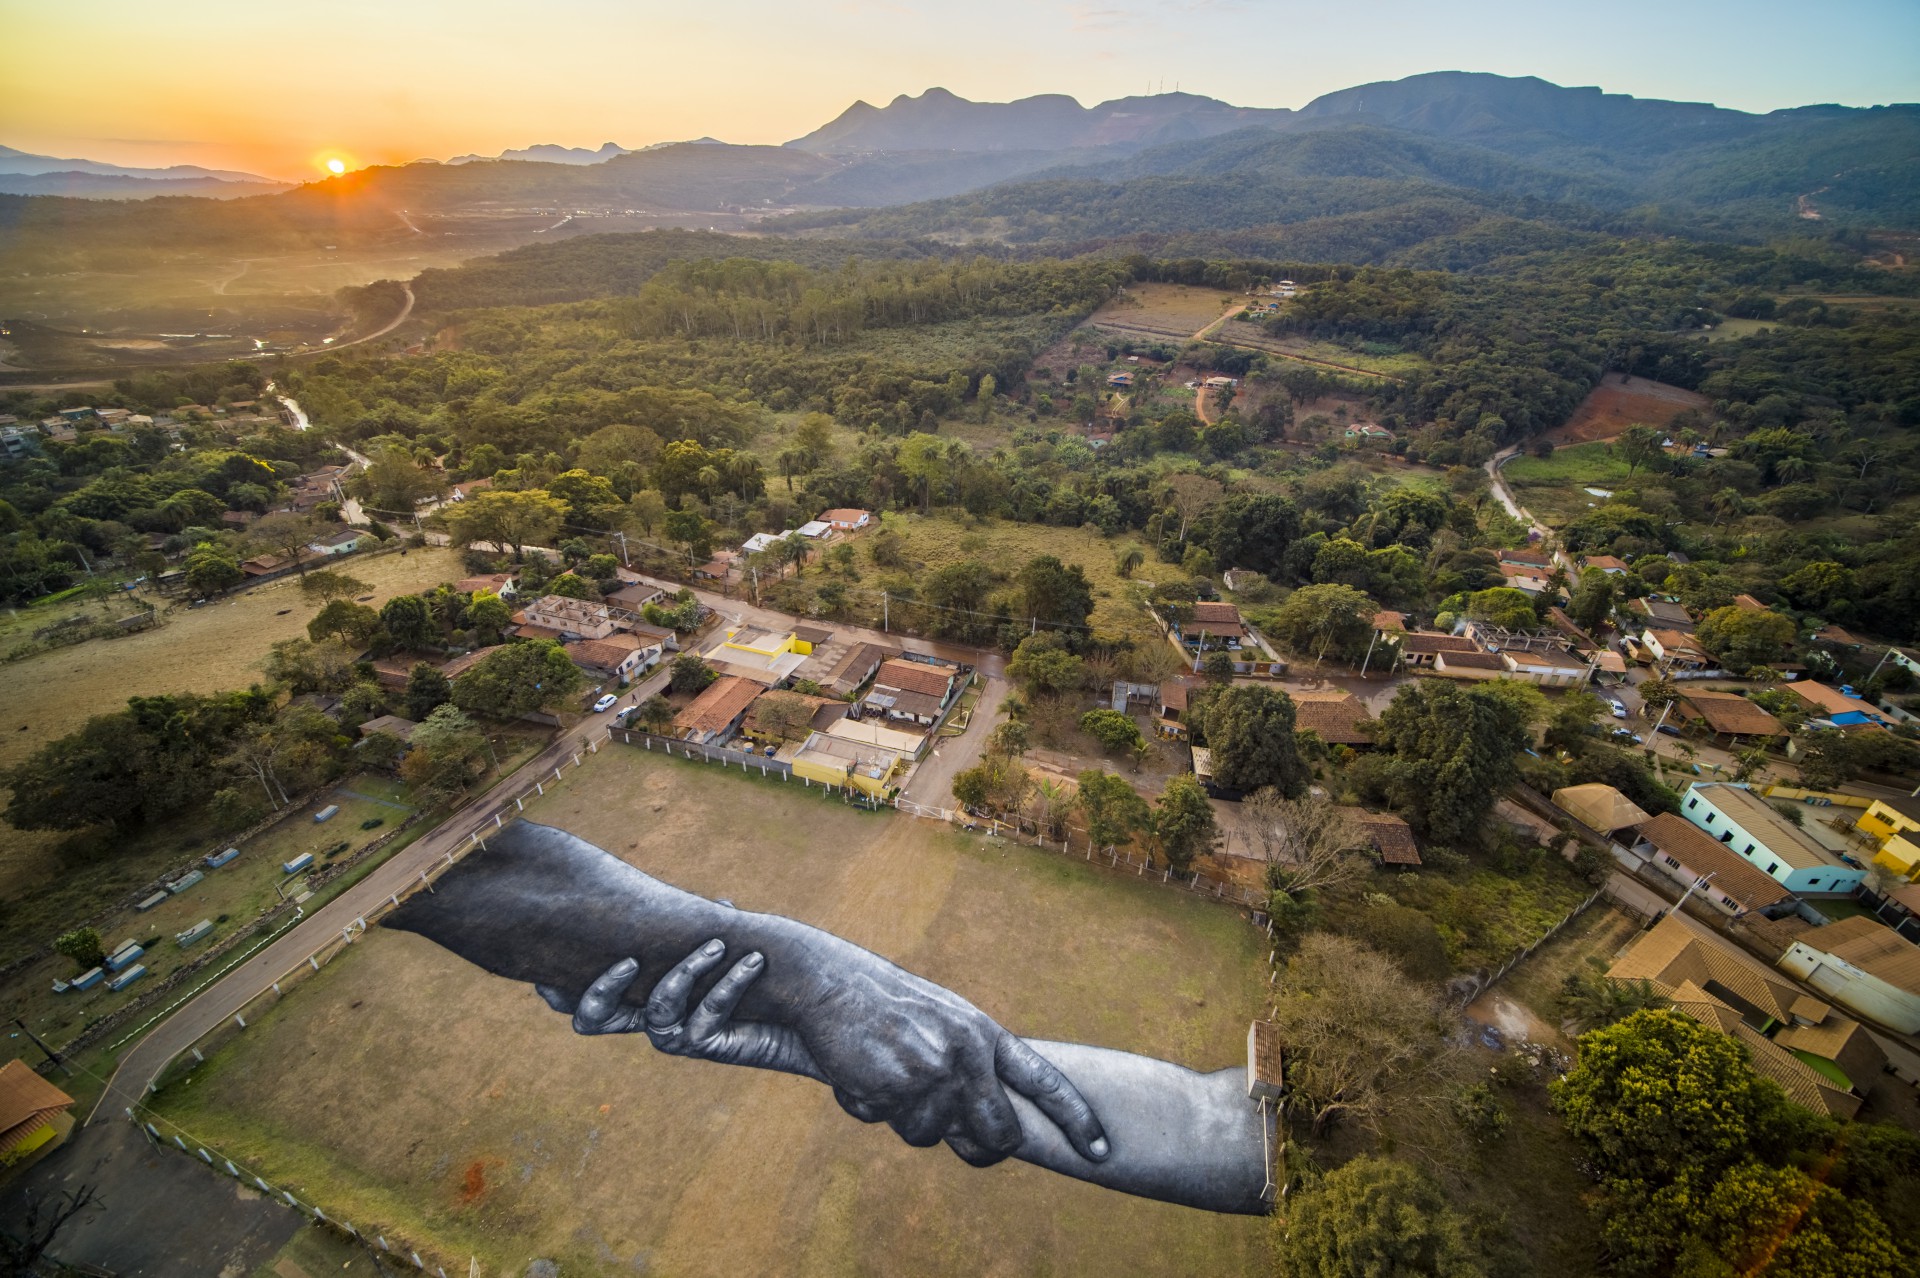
[1554,783,1652,837]
[1246,1020,1286,1101]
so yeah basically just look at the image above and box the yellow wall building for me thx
[1858,798,1920,881]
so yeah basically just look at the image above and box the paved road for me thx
[91,668,666,1125]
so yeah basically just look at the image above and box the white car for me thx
[593,694,619,714]
[1609,699,1628,719]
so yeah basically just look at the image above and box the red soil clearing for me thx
[1547,372,1709,445]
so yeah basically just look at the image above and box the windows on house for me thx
[1705,812,1716,824]
[1767,862,1779,875]
[1687,797,1698,809]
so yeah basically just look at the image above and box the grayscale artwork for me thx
[384,822,1272,1215]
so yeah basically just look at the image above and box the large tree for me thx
[1368,681,1529,844]
[1246,790,1370,896]
[1206,493,1299,578]
[1191,684,1308,797]
[1259,583,1378,664]
[400,705,490,801]
[1153,774,1218,872]
[1694,605,1795,672]
[450,640,582,720]
[1007,632,1085,696]
[1075,769,1150,852]
[444,488,566,560]
[1016,555,1094,632]
[1273,1156,1481,1278]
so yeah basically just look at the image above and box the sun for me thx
[326,158,346,175]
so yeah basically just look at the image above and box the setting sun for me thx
[326,158,346,174]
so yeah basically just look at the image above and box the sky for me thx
[4,0,1916,179]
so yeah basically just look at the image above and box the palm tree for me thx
[1032,778,1070,841]
[1115,544,1145,579]
[696,465,722,500]
[1708,487,1747,526]
[1772,454,1813,485]
[776,448,807,492]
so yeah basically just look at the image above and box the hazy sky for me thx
[5,0,1916,178]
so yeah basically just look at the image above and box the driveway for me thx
[900,674,1010,810]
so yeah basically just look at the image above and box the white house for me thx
[796,520,831,539]
[307,529,365,557]
[819,508,871,532]
[1680,782,1868,896]
[741,531,796,555]
[1776,916,1920,1034]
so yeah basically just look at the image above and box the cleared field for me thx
[1089,281,1240,339]
[151,750,1270,1277]
[1212,321,1424,379]
[1501,441,1644,529]
[0,546,466,899]
[1544,372,1706,445]
[874,510,1155,643]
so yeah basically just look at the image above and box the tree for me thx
[1076,769,1150,852]
[1261,583,1377,663]
[1115,544,1145,579]
[1192,685,1308,797]
[1677,1160,1903,1278]
[1558,963,1669,1030]
[1695,605,1795,672]
[1637,677,1680,711]
[0,1184,103,1276]
[663,508,713,564]
[1080,708,1145,755]
[357,441,445,513]
[1369,681,1530,844]
[443,488,566,560]
[380,593,434,650]
[546,468,623,529]
[1271,934,1446,1136]
[1614,423,1666,477]
[1567,568,1616,634]
[298,568,370,604]
[1274,1156,1481,1278]
[669,653,716,695]
[753,692,815,744]
[1779,560,1855,611]
[1246,790,1370,896]
[1016,555,1094,631]
[264,637,357,694]
[1206,494,1299,578]
[399,705,489,801]
[1201,649,1235,684]
[54,927,105,971]
[467,590,510,642]
[184,542,242,595]
[307,597,382,646]
[1007,632,1085,696]
[1464,586,1536,631]
[450,640,582,720]
[1153,774,1217,872]
[247,512,322,577]
[634,694,676,733]
[404,662,452,720]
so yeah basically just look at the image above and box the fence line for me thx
[1451,888,1604,1007]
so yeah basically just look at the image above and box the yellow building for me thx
[1858,798,1920,881]
[792,731,901,799]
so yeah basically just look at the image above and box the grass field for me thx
[1089,282,1239,339]
[873,509,1156,643]
[0,546,465,901]
[150,749,1270,1277]
[1212,322,1427,380]
[1500,441,1646,529]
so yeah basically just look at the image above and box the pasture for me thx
[1544,372,1706,444]
[1088,281,1240,340]
[150,749,1271,1277]
[1500,441,1645,528]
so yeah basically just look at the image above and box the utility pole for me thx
[1359,627,1381,678]
[12,1017,63,1071]
[882,592,888,633]
[1672,871,1716,917]
[612,531,630,566]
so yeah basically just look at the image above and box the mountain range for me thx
[0,145,288,199]
[4,73,1914,268]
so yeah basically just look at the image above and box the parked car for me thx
[1610,728,1645,745]
[1656,723,1682,737]
[593,693,619,713]
[1609,699,1628,719]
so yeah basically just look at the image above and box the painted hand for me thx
[551,941,1111,1170]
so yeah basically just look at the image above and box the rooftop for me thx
[1291,693,1373,745]
[1691,784,1848,872]
[820,507,870,524]
[1438,650,1505,670]
[1553,783,1651,834]
[358,714,419,743]
[1786,681,1879,719]
[1399,632,1478,654]
[1348,810,1419,865]
[1796,916,1920,998]
[0,1059,75,1159]
[872,658,954,699]
[1635,812,1790,910]
[1676,689,1784,737]
[673,676,762,737]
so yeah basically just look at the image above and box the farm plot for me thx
[1087,282,1241,341]
[150,750,1270,1277]
[1544,372,1707,445]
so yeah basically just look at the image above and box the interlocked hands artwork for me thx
[386,822,1268,1214]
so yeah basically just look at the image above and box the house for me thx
[672,676,761,745]
[796,520,832,540]
[1673,690,1783,743]
[702,625,811,685]
[1156,679,1197,739]
[437,644,505,683]
[744,691,846,746]
[1607,912,1883,1118]
[1342,423,1392,442]
[521,594,619,641]
[1777,916,1920,1034]
[456,573,517,598]
[693,556,733,581]
[220,510,259,528]
[357,714,419,745]
[1397,632,1478,668]
[863,658,962,726]
[819,508,871,532]
[0,425,41,459]
[1291,693,1374,747]
[1106,372,1134,388]
[1497,546,1553,571]
[792,731,902,798]
[604,581,664,612]
[824,714,930,760]
[1173,601,1246,654]
[1202,375,1237,389]
[569,633,662,681]
[1631,812,1792,916]
[307,529,365,557]
[741,531,797,555]
[1499,647,1591,687]
[1554,784,1652,839]
[1732,593,1769,612]
[1581,555,1630,575]
[1432,649,1507,679]
[1349,810,1420,866]
[1681,782,1868,896]
[58,406,99,423]
[790,624,833,654]
[1857,797,1920,882]
[1643,628,1711,671]
[449,478,493,502]
[1783,681,1891,729]
[823,641,900,698]
[1810,623,1864,650]
[239,553,290,579]
[0,1059,75,1166]
[1631,596,1695,632]
[1496,562,1556,596]
[1372,610,1407,633]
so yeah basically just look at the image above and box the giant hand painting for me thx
[384,822,1272,1215]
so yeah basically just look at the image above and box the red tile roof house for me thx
[569,633,664,682]
[819,508,871,532]
[1396,632,1478,668]
[1173,601,1246,654]
[672,676,762,745]
[862,658,962,726]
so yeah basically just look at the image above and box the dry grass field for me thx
[1543,372,1707,445]
[0,546,465,898]
[151,750,1271,1277]
[1089,282,1240,340]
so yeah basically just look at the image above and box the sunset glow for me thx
[326,158,346,175]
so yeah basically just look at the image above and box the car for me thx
[592,694,619,713]
[1609,699,1628,719]
[1656,723,1682,737]
[1610,728,1645,745]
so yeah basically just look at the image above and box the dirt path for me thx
[1194,385,1213,425]
[1191,300,1244,342]
[212,259,252,296]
